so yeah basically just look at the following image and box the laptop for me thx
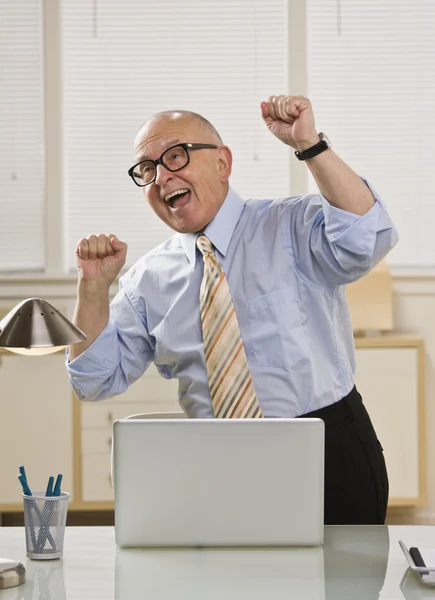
[112,418,324,547]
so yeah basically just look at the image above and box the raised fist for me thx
[75,234,127,288]
[261,95,319,151]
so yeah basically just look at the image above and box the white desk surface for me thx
[1,525,435,599]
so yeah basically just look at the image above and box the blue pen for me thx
[53,474,63,496]
[45,476,54,497]
[18,473,32,496]
[19,465,28,487]
[37,473,62,551]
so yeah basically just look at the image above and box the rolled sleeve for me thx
[288,177,399,289]
[321,178,393,260]
[65,286,154,402]
[66,320,120,401]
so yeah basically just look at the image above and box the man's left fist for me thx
[261,95,320,151]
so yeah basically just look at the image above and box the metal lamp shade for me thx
[0,298,86,355]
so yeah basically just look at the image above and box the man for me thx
[67,95,398,525]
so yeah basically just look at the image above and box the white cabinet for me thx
[0,353,74,505]
[354,335,425,506]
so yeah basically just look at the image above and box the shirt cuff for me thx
[66,319,120,372]
[320,176,385,243]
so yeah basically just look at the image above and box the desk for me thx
[1,525,435,599]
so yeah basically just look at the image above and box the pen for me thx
[18,473,32,497]
[19,465,28,487]
[45,476,54,497]
[53,474,63,497]
[37,473,63,551]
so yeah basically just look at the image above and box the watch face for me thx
[320,132,331,148]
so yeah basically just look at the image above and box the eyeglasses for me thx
[128,142,218,187]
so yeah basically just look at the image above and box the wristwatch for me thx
[294,132,331,161]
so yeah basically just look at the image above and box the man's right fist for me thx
[75,234,127,287]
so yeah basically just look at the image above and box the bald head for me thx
[135,110,223,150]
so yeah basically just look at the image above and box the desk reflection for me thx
[115,546,325,599]
[23,559,66,600]
[115,526,390,600]
[400,568,435,600]
[324,525,389,600]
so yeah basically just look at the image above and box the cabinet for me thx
[0,334,426,512]
[0,352,74,507]
[76,364,179,506]
[354,334,426,507]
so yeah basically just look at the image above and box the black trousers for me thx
[297,386,389,525]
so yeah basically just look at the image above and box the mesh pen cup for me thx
[23,491,69,560]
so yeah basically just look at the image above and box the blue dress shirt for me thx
[67,182,398,417]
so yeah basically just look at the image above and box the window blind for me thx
[0,1,45,272]
[307,0,435,267]
[63,0,290,270]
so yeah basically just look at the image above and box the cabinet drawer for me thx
[121,375,178,403]
[81,399,179,428]
[82,428,113,454]
[81,402,142,429]
[82,453,113,502]
[110,365,178,403]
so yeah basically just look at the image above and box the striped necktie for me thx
[196,235,263,418]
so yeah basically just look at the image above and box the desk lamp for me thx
[0,298,86,590]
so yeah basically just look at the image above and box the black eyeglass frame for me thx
[127,142,218,187]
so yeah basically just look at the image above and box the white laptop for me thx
[112,418,324,547]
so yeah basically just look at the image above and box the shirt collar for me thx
[179,186,245,267]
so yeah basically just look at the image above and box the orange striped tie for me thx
[197,235,263,418]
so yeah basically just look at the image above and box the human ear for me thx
[218,145,232,182]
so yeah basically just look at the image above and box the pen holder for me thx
[23,491,69,560]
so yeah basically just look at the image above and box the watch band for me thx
[294,133,330,161]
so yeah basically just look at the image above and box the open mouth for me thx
[164,189,191,209]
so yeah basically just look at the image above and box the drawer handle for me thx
[108,437,112,448]
[107,412,114,424]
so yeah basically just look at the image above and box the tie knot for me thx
[197,235,214,256]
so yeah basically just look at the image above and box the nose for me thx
[154,162,172,187]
